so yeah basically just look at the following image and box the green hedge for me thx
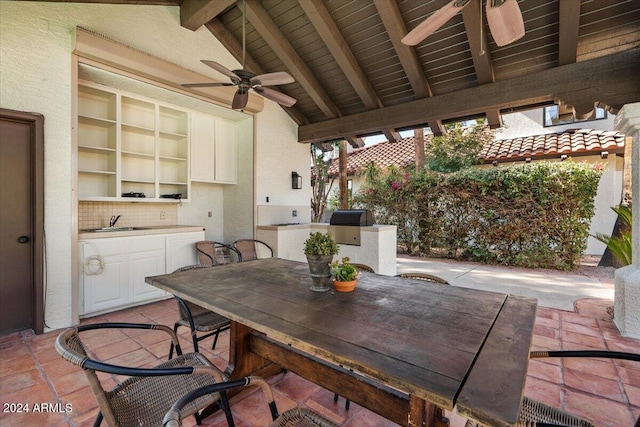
[354,161,603,270]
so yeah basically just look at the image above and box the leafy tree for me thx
[425,121,493,173]
[310,144,335,222]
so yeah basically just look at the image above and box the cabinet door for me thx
[190,113,216,182]
[82,252,129,314]
[214,118,237,183]
[165,231,204,272]
[131,250,167,303]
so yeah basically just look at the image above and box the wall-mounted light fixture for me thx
[600,151,609,159]
[491,160,498,167]
[560,154,568,161]
[291,171,302,189]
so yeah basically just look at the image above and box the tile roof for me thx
[327,129,625,177]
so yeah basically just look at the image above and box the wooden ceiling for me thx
[56,0,640,146]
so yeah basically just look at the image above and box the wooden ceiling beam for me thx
[485,110,503,129]
[428,120,445,137]
[180,0,235,31]
[344,136,365,148]
[298,50,640,143]
[382,129,400,143]
[298,0,381,111]
[244,0,341,119]
[373,0,432,98]
[558,0,581,65]
[461,0,495,84]
[205,18,309,125]
[298,0,400,143]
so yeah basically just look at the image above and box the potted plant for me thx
[303,232,338,292]
[331,257,359,292]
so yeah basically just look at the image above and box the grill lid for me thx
[329,209,375,226]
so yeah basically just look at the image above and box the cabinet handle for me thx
[18,236,30,244]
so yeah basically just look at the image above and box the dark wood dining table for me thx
[146,258,537,427]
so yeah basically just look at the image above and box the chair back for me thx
[172,264,216,321]
[55,327,121,426]
[351,263,374,273]
[397,272,449,284]
[55,323,224,427]
[233,239,273,261]
[196,241,240,265]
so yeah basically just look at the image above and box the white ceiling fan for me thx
[182,0,297,110]
[401,0,525,47]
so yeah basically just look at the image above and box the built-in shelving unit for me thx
[77,82,190,202]
[77,85,118,199]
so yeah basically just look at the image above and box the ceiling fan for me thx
[401,0,525,48]
[182,0,296,110]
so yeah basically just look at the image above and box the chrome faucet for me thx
[109,215,121,228]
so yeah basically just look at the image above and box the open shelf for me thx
[77,82,195,202]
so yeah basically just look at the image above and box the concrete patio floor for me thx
[1,259,638,427]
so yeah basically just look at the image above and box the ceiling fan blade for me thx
[486,0,525,47]
[251,71,295,86]
[401,0,470,46]
[254,87,297,107]
[182,82,235,88]
[232,90,249,110]
[201,60,239,80]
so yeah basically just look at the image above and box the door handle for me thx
[18,236,30,243]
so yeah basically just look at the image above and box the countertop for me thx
[79,225,204,240]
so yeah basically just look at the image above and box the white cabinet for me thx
[214,118,237,183]
[190,112,216,182]
[131,250,166,303]
[79,231,204,315]
[77,82,190,202]
[190,113,237,184]
[82,254,129,313]
[165,232,202,272]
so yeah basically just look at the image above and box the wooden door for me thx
[0,110,44,334]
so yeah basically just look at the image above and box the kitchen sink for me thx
[82,227,152,232]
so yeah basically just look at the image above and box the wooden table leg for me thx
[409,396,450,427]
[225,321,281,379]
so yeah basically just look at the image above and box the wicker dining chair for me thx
[169,264,231,358]
[55,322,234,427]
[397,272,449,284]
[163,376,340,427]
[351,263,374,273]
[196,241,242,265]
[233,239,273,261]
[465,350,640,427]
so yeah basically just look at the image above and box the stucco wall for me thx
[1,2,304,329]
[495,108,616,139]
[254,100,312,226]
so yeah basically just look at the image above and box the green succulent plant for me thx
[304,232,339,256]
[331,257,358,281]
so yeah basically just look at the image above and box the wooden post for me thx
[414,128,425,170]
[339,139,348,209]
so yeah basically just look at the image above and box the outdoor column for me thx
[613,102,640,338]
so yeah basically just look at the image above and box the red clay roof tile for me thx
[327,129,625,177]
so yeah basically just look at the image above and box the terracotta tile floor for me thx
[1,298,638,427]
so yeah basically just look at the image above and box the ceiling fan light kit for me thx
[182,0,297,110]
[402,0,525,48]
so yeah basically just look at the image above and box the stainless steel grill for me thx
[329,210,375,246]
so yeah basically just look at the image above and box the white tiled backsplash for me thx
[79,202,178,230]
